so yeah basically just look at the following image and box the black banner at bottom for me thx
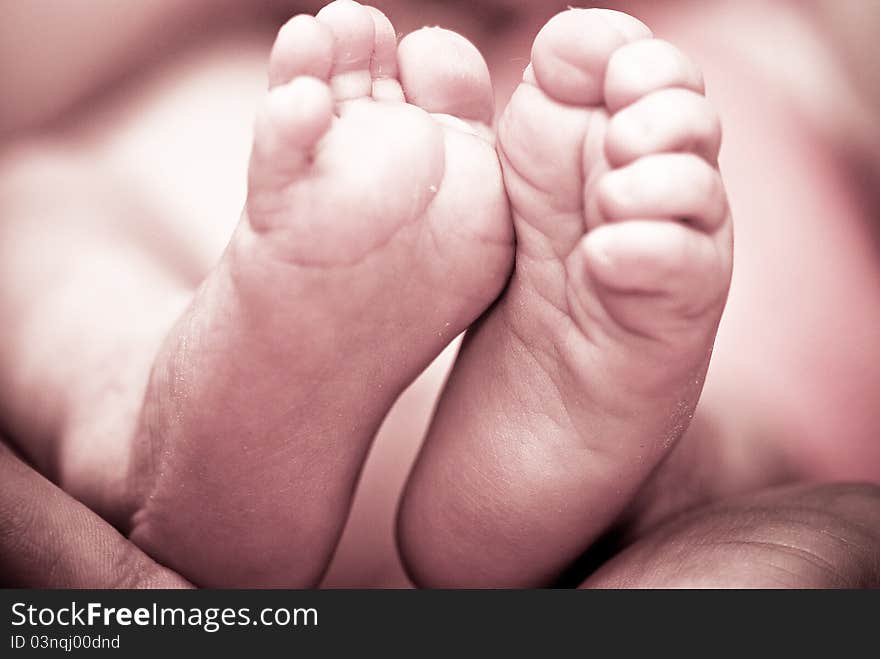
[2,589,876,655]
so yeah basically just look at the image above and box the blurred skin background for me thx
[1,0,879,587]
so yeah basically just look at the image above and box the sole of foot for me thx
[398,7,732,587]
[127,0,513,587]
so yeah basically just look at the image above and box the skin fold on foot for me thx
[398,7,733,587]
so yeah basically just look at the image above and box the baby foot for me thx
[128,0,512,587]
[399,8,732,587]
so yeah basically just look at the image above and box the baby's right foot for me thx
[398,8,733,587]
[127,0,512,586]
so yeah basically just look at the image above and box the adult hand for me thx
[586,482,880,588]
[0,440,190,589]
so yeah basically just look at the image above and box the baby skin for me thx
[125,0,731,587]
[398,8,732,586]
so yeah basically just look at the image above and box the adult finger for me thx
[0,440,191,588]
[583,482,880,588]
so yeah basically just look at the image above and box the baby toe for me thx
[268,14,334,87]
[530,8,646,106]
[604,39,704,113]
[593,153,728,232]
[398,27,494,125]
[316,0,377,100]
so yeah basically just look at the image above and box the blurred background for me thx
[1,0,879,587]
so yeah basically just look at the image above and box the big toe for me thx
[398,27,495,127]
[530,8,651,106]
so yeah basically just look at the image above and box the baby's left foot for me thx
[399,8,733,587]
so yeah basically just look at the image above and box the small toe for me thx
[606,88,722,166]
[604,39,704,113]
[398,27,494,125]
[595,153,727,231]
[365,6,404,101]
[316,0,377,100]
[250,77,334,187]
[575,219,729,335]
[580,220,720,297]
[268,15,334,87]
